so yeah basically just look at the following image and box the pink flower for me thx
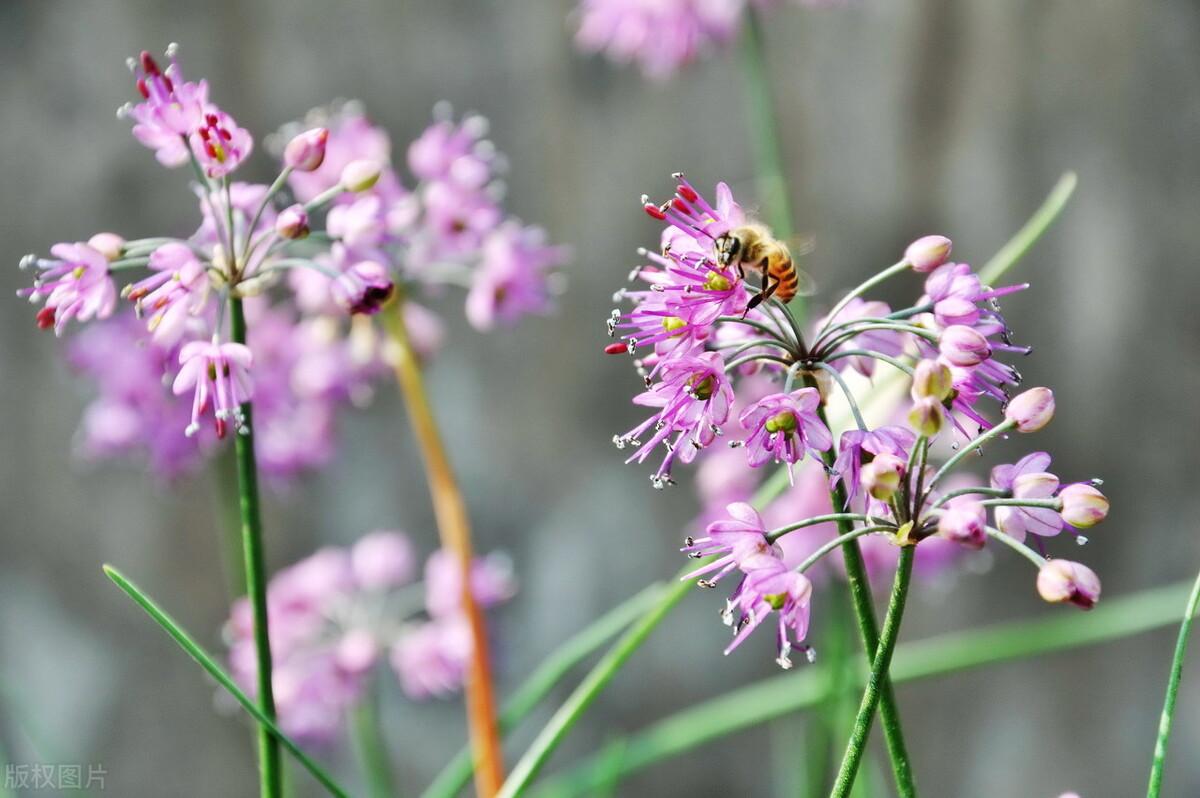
[831,425,915,503]
[332,261,395,316]
[723,558,813,668]
[191,109,253,178]
[125,242,211,346]
[424,550,516,620]
[903,235,952,273]
[465,223,567,331]
[390,617,472,699]
[171,337,253,439]
[1037,560,1100,609]
[351,531,416,590]
[575,0,744,79]
[127,48,209,167]
[619,351,735,488]
[681,502,779,587]
[739,388,831,470]
[283,127,330,172]
[19,242,117,335]
[938,499,986,549]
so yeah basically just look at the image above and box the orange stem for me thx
[383,299,505,797]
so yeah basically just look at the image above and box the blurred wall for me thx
[2,0,1199,795]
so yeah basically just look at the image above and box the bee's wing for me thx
[787,235,818,296]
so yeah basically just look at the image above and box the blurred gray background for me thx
[2,0,1199,795]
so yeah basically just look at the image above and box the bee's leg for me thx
[745,266,780,313]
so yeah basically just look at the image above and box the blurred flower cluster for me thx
[18,46,567,482]
[574,0,845,79]
[607,174,1110,666]
[226,531,515,745]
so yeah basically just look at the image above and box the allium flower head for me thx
[228,533,515,743]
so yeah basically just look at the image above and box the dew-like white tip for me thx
[125,57,137,72]
[166,42,180,57]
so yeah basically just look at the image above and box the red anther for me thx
[198,127,211,141]
[162,75,174,93]
[672,197,689,213]
[604,342,628,355]
[215,417,227,440]
[677,184,699,203]
[135,78,150,99]
[204,142,219,159]
[139,51,160,75]
[205,113,218,126]
[35,307,56,330]
[643,203,666,221]
[217,127,232,141]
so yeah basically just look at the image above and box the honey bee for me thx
[714,222,815,312]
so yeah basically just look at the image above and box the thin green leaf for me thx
[102,565,351,798]
[1146,567,1200,796]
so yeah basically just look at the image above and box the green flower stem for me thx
[1146,565,1200,797]
[767,513,871,543]
[793,527,894,575]
[533,579,1194,798]
[229,297,283,798]
[823,350,915,377]
[979,172,1077,285]
[831,546,915,798]
[815,402,918,798]
[351,686,396,798]
[983,526,1046,569]
[927,419,1016,488]
[978,498,1061,509]
[930,486,1008,508]
[102,566,350,798]
[420,584,664,798]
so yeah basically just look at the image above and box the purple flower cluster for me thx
[226,531,514,746]
[19,47,565,483]
[609,174,1110,665]
[574,0,845,79]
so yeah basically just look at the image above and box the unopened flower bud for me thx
[1059,483,1109,528]
[938,325,990,367]
[283,127,329,172]
[907,396,945,436]
[938,501,986,549]
[87,232,125,262]
[904,235,952,273]
[1005,387,1055,432]
[275,204,309,240]
[352,531,415,589]
[862,454,905,501]
[1037,560,1101,610]
[333,260,394,315]
[341,159,383,193]
[911,359,953,401]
